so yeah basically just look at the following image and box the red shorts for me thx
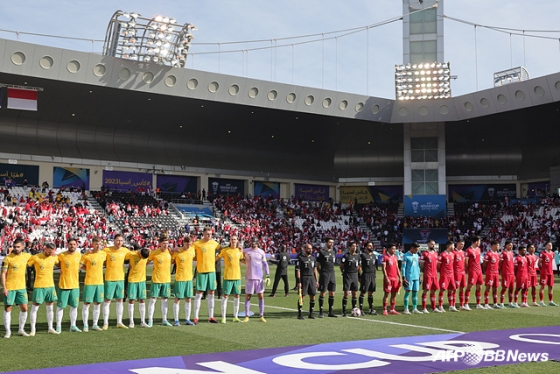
[540,274,554,287]
[468,271,484,286]
[502,274,515,288]
[454,273,467,288]
[384,278,401,293]
[515,276,528,290]
[485,274,500,288]
[423,275,440,291]
[439,276,456,290]
[528,275,538,288]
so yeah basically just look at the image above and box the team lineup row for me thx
[1,227,273,338]
[2,233,557,338]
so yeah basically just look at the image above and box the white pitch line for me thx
[249,302,466,334]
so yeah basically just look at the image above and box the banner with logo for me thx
[403,228,449,244]
[340,185,403,204]
[208,177,245,196]
[103,170,152,191]
[294,183,329,201]
[52,167,90,189]
[448,184,516,202]
[0,163,39,186]
[404,194,446,218]
[156,174,197,194]
[254,181,280,199]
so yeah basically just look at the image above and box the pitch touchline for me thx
[250,303,466,334]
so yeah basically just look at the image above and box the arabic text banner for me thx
[0,163,39,185]
[103,170,152,191]
[254,181,280,198]
[448,184,516,202]
[404,194,446,218]
[208,177,245,196]
[340,185,403,204]
[156,174,197,194]
[53,167,90,189]
[294,183,329,201]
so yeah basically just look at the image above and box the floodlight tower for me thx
[400,0,447,197]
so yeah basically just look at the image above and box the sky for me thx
[1,0,559,99]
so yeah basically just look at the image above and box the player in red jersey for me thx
[483,240,502,310]
[499,240,515,308]
[526,244,539,306]
[382,244,402,316]
[538,241,558,307]
[453,240,467,311]
[464,236,483,310]
[513,246,529,308]
[420,240,440,314]
[438,241,457,312]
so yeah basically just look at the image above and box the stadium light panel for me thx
[395,62,452,100]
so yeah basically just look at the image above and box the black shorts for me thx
[343,273,359,292]
[360,273,376,293]
[318,271,336,293]
[301,276,317,297]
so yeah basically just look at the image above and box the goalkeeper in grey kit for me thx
[296,243,319,319]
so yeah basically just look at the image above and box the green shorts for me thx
[32,287,58,304]
[223,280,241,295]
[196,272,217,292]
[150,283,171,298]
[4,289,28,306]
[83,284,104,304]
[105,280,125,300]
[174,281,193,299]
[57,288,80,308]
[128,281,147,301]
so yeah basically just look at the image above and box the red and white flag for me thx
[7,88,38,111]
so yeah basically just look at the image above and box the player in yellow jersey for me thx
[216,235,244,323]
[102,234,130,330]
[27,242,59,336]
[55,238,82,333]
[147,236,173,327]
[125,247,150,328]
[172,236,196,326]
[2,238,32,338]
[80,236,107,332]
[193,227,221,324]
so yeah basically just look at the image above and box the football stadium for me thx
[1,1,560,373]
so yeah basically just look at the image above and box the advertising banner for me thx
[402,228,449,244]
[208,177,245,196]
[340,185,403,204]
[103,170,152,191]
[294,183,329,201]
[0,163,39,186]
[53,167,90,189]
[404,194,446,218]
[254,181,280,199]
[448,184,516,202]
[156,174,197,194]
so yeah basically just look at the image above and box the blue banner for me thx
[294,183,329,201]
[404,194,446,218]
[402,228,449,244]
[254,181,280,199]
[103,170,152,191]
[340,185,403,204]
[156,174,197,194]
[53,167,89,189]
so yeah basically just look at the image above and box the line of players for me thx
[1,227,272,338]
[296,236,557,318]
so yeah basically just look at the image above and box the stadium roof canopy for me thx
[1,38,559,182]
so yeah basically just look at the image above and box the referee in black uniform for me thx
[317,237,337,318]
[359,242,378,315]
[269,244,290,297]
[296,243,319,320]
[340,241,361,317]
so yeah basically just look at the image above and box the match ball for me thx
[351,308,362,317]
